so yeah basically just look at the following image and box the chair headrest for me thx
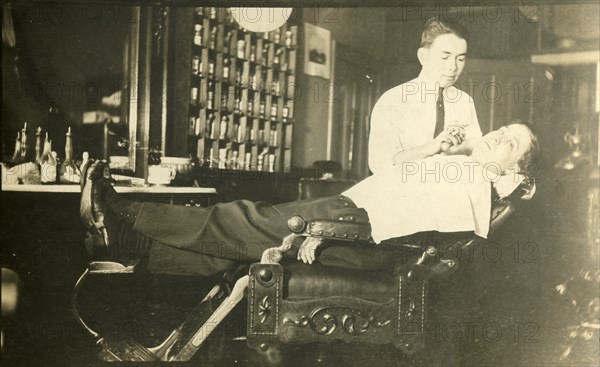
[493,174,536,201]
[519,180,536,200]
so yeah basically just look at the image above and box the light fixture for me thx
[230,7,292,32]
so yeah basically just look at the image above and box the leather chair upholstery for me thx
[283,261,397,300]
[246,182,536,356]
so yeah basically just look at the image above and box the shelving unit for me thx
[172,7,297,173]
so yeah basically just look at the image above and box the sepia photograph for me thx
[1,1,599,366]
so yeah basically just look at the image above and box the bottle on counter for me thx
[40,134,58,184]
[80,152,90,174]
[245,152,252,170]
[60,127,80,183]
[11,132,22,164]
[19,122,29,162]
[268,153,275,172]
[231,151,239,170]
[35,127,43,165]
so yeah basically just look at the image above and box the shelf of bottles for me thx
[187,7,297,172]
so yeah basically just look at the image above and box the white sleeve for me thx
[368,94,405,175]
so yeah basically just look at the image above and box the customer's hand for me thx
[297,237,324,264]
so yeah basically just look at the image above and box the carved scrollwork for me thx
[283,306,391,336]
[258,295,272,324]
[313,312,338,335]
[282,314,309,328]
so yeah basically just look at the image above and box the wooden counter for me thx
[2,184,217,195]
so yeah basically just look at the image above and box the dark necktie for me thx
[434,87,445,138]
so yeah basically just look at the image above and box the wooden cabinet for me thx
[167,7,298,173]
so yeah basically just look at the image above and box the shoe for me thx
[80,160,111,248]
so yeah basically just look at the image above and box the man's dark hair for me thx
[508,120,540,178]
[420,17,470,48]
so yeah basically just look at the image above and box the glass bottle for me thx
[232,151,239,170]
[233,123,240,142]
[60,126,79,183]
[210,27,217,49]
[40,134,57,184]
[208,113,216,138]
[12,132,21,164]
[190,87,199,106]
[208,60,214,77]
[193,24,203,46]
[219,115,229,140]
[35,127,43,165]
[262,46,269,66]
[247,100,254,116]
[80,152,89,174]
[245,152,252,170]
[192,56,200,75]
[273,47,282,65]
[282,106,289,119]
[235,69,242,85]
[207,81,215,110]
[221,90,229,110]
[268,153,275,172]
[207,90,214,110]
[237,40,245,59]
[223,57,230,80]
[234,89,241,113]
[20,122,29,162]
[224,31,232,51]
[271,127,278,146]
[270,105,277,121]
[259,101,265,118]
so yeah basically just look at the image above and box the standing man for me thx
[368,17,482,175]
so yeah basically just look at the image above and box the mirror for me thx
[1,3,141,173]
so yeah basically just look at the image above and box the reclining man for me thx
[80,121,538,276]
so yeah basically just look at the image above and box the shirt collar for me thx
[416,71,458,96]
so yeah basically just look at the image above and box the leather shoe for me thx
[80,160,111,248]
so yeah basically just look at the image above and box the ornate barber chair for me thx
[245,182,535,358]
[72,181,535,362]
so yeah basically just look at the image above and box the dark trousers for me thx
[131,195,397,276]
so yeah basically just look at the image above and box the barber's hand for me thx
[436,125,466,153]
[297,237,324,264]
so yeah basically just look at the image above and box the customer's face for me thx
[419,33,467,88]
[471,124,534,173]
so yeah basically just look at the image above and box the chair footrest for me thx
[89,261,137,274]
[98,338,157,362]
